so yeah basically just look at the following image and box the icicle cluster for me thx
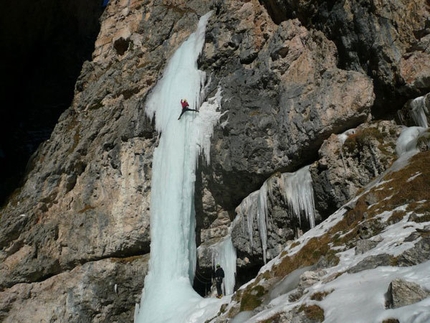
[278,166,316,228]
[236,166,316,263]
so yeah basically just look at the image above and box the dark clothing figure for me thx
[214,265,225,298]
[178,99,198,120]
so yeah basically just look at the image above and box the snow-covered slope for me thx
[201,130,430,322]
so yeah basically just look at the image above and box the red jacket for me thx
[181,100,189,109]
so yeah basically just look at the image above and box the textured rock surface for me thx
[0,113,154,289]
[202,13,374,211]
[386,278,430,309]
[259,0,430,116]
[310,120,401,218]
[1,0,430,322]
[0,256,148,323]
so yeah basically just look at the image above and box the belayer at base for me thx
[178,99,198,120]
[214,264,225,298]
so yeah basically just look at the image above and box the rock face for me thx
[0,256,148,323]
[201,10,374,211]
[1,0,430,322]
[259,0,430,116]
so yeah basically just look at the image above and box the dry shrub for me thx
[299,304,325,322]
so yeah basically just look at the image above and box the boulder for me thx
[385,278,429,309]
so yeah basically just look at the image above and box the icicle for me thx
[237,188,269,260]
[279,166,316,228]
[257,182,269,263]
[211,235,237,295]
[236,191,258,252]
[409,95,429,128]
[235,166,316,264]
[193,87,224,164]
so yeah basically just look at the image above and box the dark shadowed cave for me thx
[0,0,105,206]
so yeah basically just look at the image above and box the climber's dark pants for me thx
[216,280,222,296]
[178,108,198,120]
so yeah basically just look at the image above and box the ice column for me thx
[211,235,237,296]
[135,12,221,323]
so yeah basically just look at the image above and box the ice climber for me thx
[178,99,198,120]
[214,264,225,298]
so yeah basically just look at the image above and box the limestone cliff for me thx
[1,0,430,322]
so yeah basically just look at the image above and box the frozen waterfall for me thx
[135,12,224,323]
